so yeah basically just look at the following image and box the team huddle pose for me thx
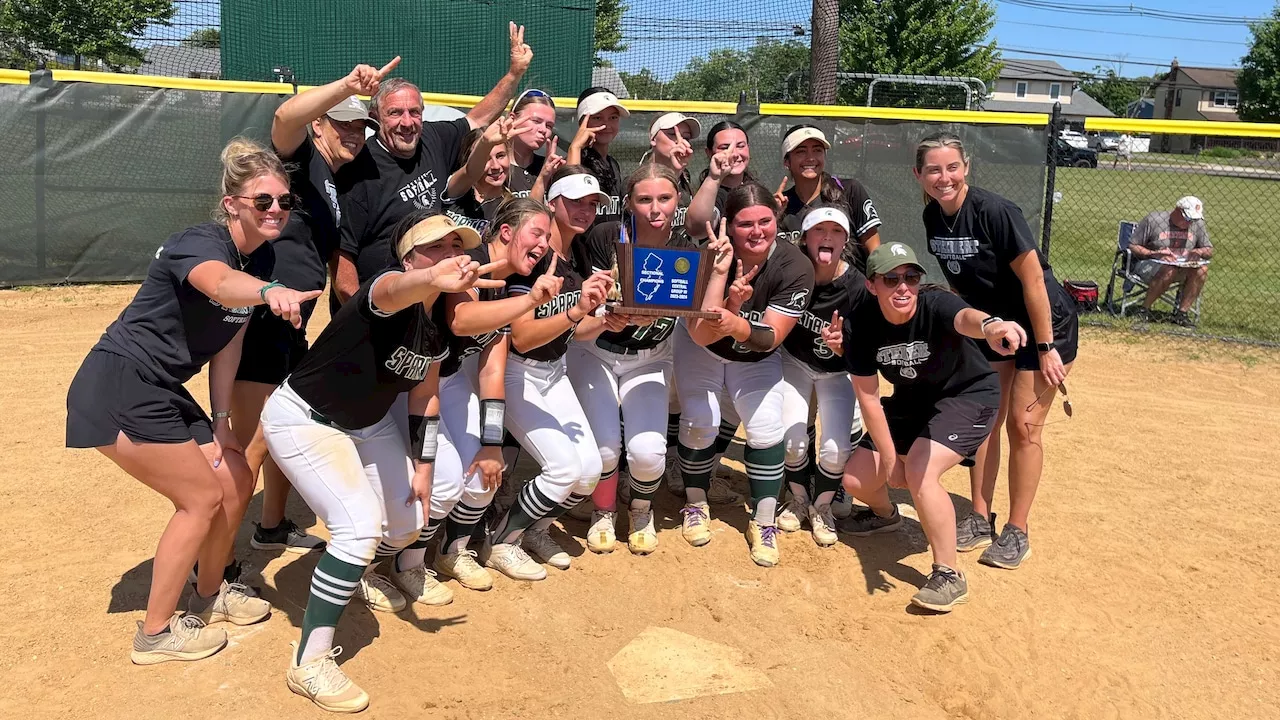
[64,23,1078,714]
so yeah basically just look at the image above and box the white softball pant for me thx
[778,349,861,477]
[504,354,603,506]
[567,340,672,483]
[261,381,423,567]
[429,356,496,522]
[673,322,786,451]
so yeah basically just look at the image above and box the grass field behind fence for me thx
[1049,166,1280,343]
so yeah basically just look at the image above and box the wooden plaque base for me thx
[606,303,719,320]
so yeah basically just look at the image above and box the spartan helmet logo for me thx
[788,289,810,308]
[891,244,909,257]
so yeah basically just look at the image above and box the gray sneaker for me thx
[837,507,903,536]
[979,524,1032,569]
[910,564,969,612]
[956,511,996,552]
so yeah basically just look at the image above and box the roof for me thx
[139,45,221,78]
[591,65,630,99]
[981,88,1115,118]
[1175,66,1238,90]
[998,59,1077,82]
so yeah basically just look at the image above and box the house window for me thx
[1016,81,1028,98]
[1212,91,1239,108]
[1175,89,1182,107]
[1049,82,1061,99]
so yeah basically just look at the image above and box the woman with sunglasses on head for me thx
[686,120,756,234]
[261,212,504,712]
[772,205,868,548]
[66,138,320,665]
[568,87,629,225]
[388,198,562,597]
[480,164,616,577]
[679,184,815,567]
[913,132,1078,570]
[506,88,558,198]
[565,163,694,555]
[836,242,1025,612]
[777,125,882,274]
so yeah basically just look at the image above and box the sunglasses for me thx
[1025,381,1073,420]
[235,193,295,212]
[880,271,923,287]
[515,88,556,110]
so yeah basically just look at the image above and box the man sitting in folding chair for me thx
[1128,196,1213,327]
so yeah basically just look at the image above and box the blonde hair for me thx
[483,197,553,245]
[914,132,970,204]
[214,137,287,223]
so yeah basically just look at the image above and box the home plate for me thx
[607,627,772,704]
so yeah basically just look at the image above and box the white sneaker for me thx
[587,510,618,554]
[522,527,572,570]
[777,497,807,533]
[809,503,838,547]
[388,563,454,606]
[434,549,493,591]
[286,643,370,713]
[665,457,685,496]
[627,509,658,555]
[356,571,407,613]
[482,541,547,581]
[831,486,854,519]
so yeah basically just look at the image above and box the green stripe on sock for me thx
[745,442,786,512]
[299,552,367,664]
[678,442,716,491]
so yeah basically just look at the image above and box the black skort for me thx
[234,306,311,386]
[858,394,997,464]
[980,302,1079,371]
[66,350,213,448]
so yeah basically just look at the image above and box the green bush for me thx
[1201,146,1243,158]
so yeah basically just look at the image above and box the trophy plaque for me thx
[610,241,718,319]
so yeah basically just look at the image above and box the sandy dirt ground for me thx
[2,284,1278,720]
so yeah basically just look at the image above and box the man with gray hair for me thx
[1129,195,1213,327]
[334,22,534,301]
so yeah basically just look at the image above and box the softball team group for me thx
[64,26,1078,714]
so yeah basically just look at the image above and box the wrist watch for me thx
[1036,342,1054,353]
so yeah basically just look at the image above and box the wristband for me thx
[479,399,506,446]
[408,415,440,463]
[212,410,231,421]
[743,320,776,352]
[980,315,1001,330]
[1036,342,1054,353]
[566,308,584,325]
[258,281,284,302]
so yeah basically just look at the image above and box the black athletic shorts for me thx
[980,302,1079,371]
[66,350,213,447]
[234,306,310,386]
[858,394,997,464]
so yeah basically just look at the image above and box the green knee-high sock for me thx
[667,413,680,448]
[714,420,737,456]
[745,441,786,526]
[298,551,368,664]
[490,481,556,545]
[678,442,716,504]
[784,458,812,506]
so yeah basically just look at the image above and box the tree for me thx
[618,68,664,99]
[837,0,1000,107]
[0,0,175,70]
[594,0,626,67]
[182,27,219,49]
[661,39,810,103]
[1076,66,1151,117]
[1238,4,1280,122]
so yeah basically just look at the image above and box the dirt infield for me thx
[3,284,1279,720]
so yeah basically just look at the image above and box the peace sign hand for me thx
[344,56,400,97]
[773,178,788,209]
[527,253,563,305]
[539,137,565,178]
[429,256,510,293]
[727,260,758,311]
[821,310,843,355]
[705,218,733,275]
[484,114,539,147]
[508,22,533,75]
[571,115,606,151]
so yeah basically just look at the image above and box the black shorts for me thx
[234,306,310,386]
[980,302,1079,371]
[66,350,213,448]
[858,394,997,464]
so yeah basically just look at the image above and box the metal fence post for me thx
[1040,101,1061,257]
[31,64,54,276]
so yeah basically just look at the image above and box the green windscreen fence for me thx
[220,0,593,97]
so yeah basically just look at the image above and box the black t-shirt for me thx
[844,287,999,406]
[573,221,694,352]
[582,148,623,225]
[288,271,448,430]
[444,190,505,238]
[670,172,694,236]
[95,223,265,387]
[436,243,508,378]
[923,185,1073,327]
[507,153,545,198]
[339,118,472,282]
[505,248,586,362]
[779,178,881,270]
[782,264,869,374]
[707,240,816,363]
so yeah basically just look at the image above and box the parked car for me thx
[1059,129,1090,149]
[1088,131,1121,151]
[1054,138,1098,168]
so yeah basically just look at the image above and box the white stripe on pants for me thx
[504,354,603,507]
[429,357,497,520]
[673,323,786,450]
[261,381,423,567]
[567,340,671,482]
[779,349,859,476]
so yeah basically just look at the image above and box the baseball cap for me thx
[1175,195,1204,220]
[326,95,374,124]
[782,126,831,156]
[866,242,926,277]
[649,112,702,141]
[576,90,631,122]
[801,206,850,235]
[397,215,481,260]
[546,173,610,204]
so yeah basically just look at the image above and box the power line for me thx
[986,44,1227,69]
[997,19,1250,47]
[997,0,1266,26]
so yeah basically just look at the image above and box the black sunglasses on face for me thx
[881,271,922,287]
[235,193,295,211]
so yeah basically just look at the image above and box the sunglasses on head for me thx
[515,88,556,109]
[880,270,923,287]
[235,193,295,212]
